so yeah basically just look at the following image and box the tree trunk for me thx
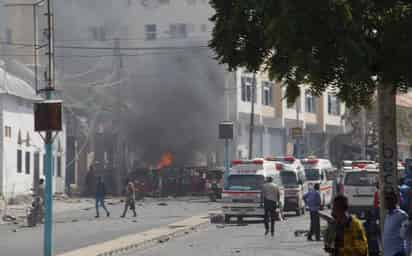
[377,84,398,237]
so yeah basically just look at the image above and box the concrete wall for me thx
[0,95,66,197]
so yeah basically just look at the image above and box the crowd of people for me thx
[260,175,412,256]
[322,190,412,256]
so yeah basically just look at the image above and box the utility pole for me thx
[248,72,256,159]
[295,100,300,158]
[113,38,123,195]
[44,0,55,255]
[361,108,367,159]
[377,85,398,237]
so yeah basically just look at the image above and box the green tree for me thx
[209,0,412,225]
[210,0,412,106]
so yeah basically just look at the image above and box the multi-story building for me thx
[226,68,346,160]
[0,66,66,197]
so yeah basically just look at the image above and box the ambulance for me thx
[221,159,285,223]
[265,156,307,216]
[301,158,334,209]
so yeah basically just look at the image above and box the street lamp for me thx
[4,0,46,93]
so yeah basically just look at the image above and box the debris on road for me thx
[2,215,17,222]
[158,202,168,206]
[158,237,170,243]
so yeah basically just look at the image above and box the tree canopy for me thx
[209,0,412,107]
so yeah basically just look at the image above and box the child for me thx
[363,210,381,256]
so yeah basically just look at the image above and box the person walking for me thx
[303,183,321,241]
[384,190,408,256]
[363,210,381,256]
[401,213,412,256]
[121,182,137,218]
[324,195,368,256]
[95,177,110,218]
[261,176,280,237]
[37,178,45,222]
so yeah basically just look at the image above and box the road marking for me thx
[57,214,210,256]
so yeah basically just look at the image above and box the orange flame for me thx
[157,152,173,169]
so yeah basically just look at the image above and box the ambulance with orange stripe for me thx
[221,159,285,223]
[301,158,334,209]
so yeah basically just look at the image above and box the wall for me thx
[0,95,66,197]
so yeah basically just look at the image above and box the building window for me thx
[57,156,62,177]
[241,76,256,103]
[17,150,22,173]
[305,91,317,113]
[43,154,46,175]
[34,152,40,178]
[200,24,207,32]
[26,132,30,146]
[262,81,273,106]
[5,28,12,44]
[17,130,22,145]
[145,24,157,40]
[25,152,31,174]
[328,94,341,115]
[89,26,106,41]
[4,126,11,138]
[169,23,187,38]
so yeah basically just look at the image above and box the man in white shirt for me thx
[262,176,280,236]
[384,191,408,256]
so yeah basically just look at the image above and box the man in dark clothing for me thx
[261,176,280,236]
[304,183,321,241]
[95,177,110,218]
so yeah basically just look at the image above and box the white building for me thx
[227,68,347,160]
[0,65,66,198]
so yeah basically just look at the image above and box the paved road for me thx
[125,213,326,256]
[0,197,218,256]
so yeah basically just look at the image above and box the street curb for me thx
[57,214,210,256]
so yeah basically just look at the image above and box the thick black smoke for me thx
[122,49,225,166]
[51,1,226,167]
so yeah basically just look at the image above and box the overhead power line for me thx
[0,51,213,58]
[55,45,209,50]
[0,40,209,51]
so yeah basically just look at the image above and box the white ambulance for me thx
[265,156,307,216]
[221,159,285,223]
[301,158,334,209]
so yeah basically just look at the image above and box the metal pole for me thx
[224,139,229,185]
[44,0,54,255]
[361,108,367,159]
[33,5,38,93]
[296,102,300,158]
[377,85,398,239]
[33,5,40,196]
[248,73,256,159]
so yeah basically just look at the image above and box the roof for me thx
[0,65,40,100]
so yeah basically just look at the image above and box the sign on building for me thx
[291,127,302,139]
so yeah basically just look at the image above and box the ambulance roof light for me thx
[232,160,243,165]
[307,159,319,164]
[284,156,295,162]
